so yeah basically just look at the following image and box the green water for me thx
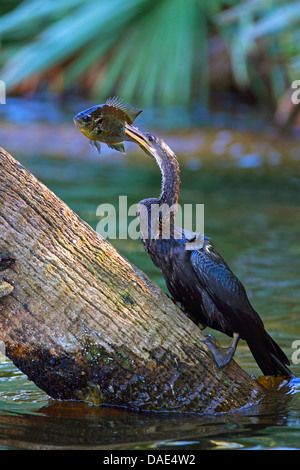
[1,145,300,450]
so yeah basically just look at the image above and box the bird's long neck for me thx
[138,137,181,242]
[154,139,180,208]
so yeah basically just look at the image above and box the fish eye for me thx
[148,135,154,142]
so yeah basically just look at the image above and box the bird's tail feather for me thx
[247,333,293,377]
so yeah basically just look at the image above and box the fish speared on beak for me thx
[124,124,154,157]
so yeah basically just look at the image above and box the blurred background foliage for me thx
[0,0,300,119]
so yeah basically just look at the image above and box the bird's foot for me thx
[201,333,240,368]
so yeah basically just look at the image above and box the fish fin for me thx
[89,140,101,153]
[105,96,142,123]
[107,142,126,154]
[95,141,101,153]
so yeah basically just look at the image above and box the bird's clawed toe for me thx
[201,333,240,368]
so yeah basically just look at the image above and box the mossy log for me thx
[0,148,265,413]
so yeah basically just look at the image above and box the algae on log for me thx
[0,148,265,413]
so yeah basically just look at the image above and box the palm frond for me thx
[1,0,145,89]
[216,0,300,104]
[1,0,300,109]
[0,0,222,107]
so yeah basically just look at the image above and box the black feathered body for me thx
[142,230,292,377]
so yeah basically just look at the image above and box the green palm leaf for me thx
[2,0,300,108]
[1,0,145,89]
[0,0,221,107]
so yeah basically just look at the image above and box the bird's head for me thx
[123,126,157,157]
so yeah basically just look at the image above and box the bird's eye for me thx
[148,135,154,142]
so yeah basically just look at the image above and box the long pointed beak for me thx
[124,124,154,157]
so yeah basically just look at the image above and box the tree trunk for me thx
[0,148,265,413]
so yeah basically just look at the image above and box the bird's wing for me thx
[189,245,265,337]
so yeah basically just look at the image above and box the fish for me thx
[73,96,142,154]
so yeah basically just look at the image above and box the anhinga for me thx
[74,97,293,377]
